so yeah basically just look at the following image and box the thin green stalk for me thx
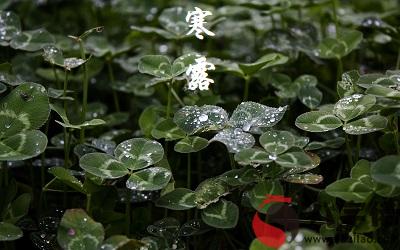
[86,194,92,215]
[171,87,185,107]
[243,77,250,101]
[52,65,60,89]
[345,134,354,168]
[107,60,120,112]
[40,115,50,187]
[337,58,343,81]
[355,135,361,162]
[187,154,191,189]
[166,82,173,118]
[229,153,236,169]
[79,40,88,143]
[125,194,131,235]
[63,69,69,112]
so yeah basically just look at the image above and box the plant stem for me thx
[171,87,184,107]
[187,154,191,189]
[125,193,131,235]
[86,193,92,215]
[345,134,353,168]
[243,76,250,101]
[63,69,69,112]
[79,40,88,143]
[336,58,343,81]
[52,65,60,89]
[40,115,50,187]
[229,153,236,169]
[166,82,173,118]
[107,60,120,112]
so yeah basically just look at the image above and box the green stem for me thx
[229,153,236,169]
[125,194,131,235]
[86,194,92,215]
[79,40,88,143]
[355,135,361,162]
[166,82,173,118]
[345,133,354,168]
[52,65,60,89]
[41,115,50,187]
[337,58,343,81]
[171,87,185,107]
[63,69,69,112]
[107,60,120,112]
[243,77,250,101]
[187,154,191,189]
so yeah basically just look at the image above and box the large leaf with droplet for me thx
[57,209,104,250]
[0,83,50,138]
[218,167,258,186]
[365,85,400,99]
[284,174,323,185]
[248,180,283,214]
[316,29,363,59]
[48,167,85,194]
[0,130,47,161]
[0,222,22,241]
[298,85,322,109]
[151,118,186,141]
[171,53,198,76]
[238,53,288,76]
[138,55,171,78]
[173,105,228,135]
[371,155,400,187]
[337,70,360,98]
[156,188,196,210]
[126,167,172,191]
[275,151,315,171]
[201,199,238,229]
[295,111,343,132]
[114,138,164,170]
[325,178,373,203]
[229,102,287,132]
[0,11,21,46]
[10,29,55,51]
[174,136,208,153]
[79,153,128,179]
[159,7,189,38]
[234,148,272,166]
[343,115,387,135]
[333,94,376,121]
[100,235,143,250]
[51,104,105,130]
[194,179,229,209]
[260,130,295,155]
[210,128,255,153]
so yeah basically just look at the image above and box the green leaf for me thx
[306,137,345,150]
[155,188,196,210]
[294,74,318,87]
[201,199,239,229]
[0,83,50,138]
[126,167,172,191]
[0,130,47,161]
[298,85,322,109]
[114,138,164,171]
[275,151,315,171]
[343,115,387,135]
[248,180,283,214]
[326,178,373,203]
[4,193,31,224]
[0,11,21,46]
[100,235,143,250]
[79,153,128,179]
[194,179,229,209]
[371,155,400,187]
[337,70,360,98]
[316,29,363,59]
[295,111,343,132]
[171,53,198,76]
[159,7,189,38]
[234,148,272,166]
[139,106,164,137]
[42,45,65,66]
[284,174,323,184]
[138,55,171,78]
[350,160,375,187]
[48,167,85,194]
[0,222,23,241]
[365,85,400,99]
[174,136,208,153]
[151,119,186,141]
[0,82,7,94]
[260,130,295,155]
[10,29,55,51]
[173,105,228,135]
[210,128,255,153]
[333,94,376,121]
[51,104,105,130]
[57,209,104,250]
[239,53,288,76]
[229,102,287,132]
[218,167,258,186]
